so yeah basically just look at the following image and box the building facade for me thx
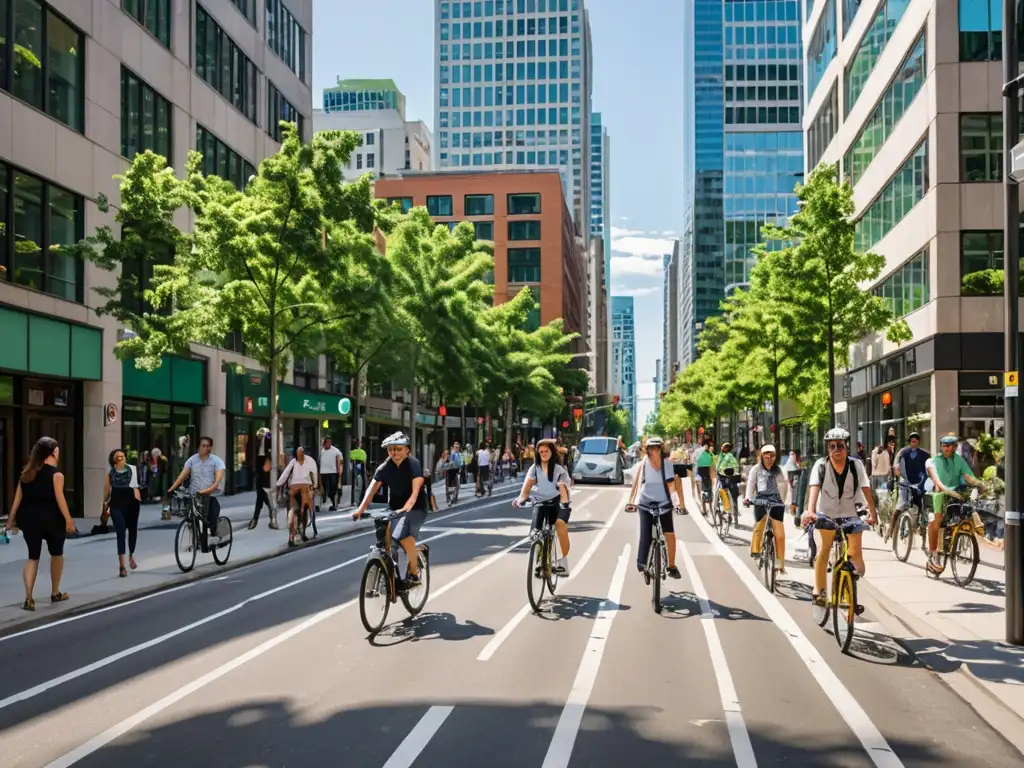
[433,0,593,239]
[611,295,636,429]
[805,0,1018,453]
[314,79,432,180]
[374,169,587,352]
[663,247,679,388]
[677,222,697,370]
[586,234,608,395]
[0,0,313,517]
[589,110,610,287]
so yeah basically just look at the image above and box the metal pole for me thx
[1002,0,1023,646]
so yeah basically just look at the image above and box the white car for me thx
[572,437,625,485]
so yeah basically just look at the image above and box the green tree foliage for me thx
[604,407,634,445]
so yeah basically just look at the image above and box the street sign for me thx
[1007,371,1019,399]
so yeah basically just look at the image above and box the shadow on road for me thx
[534,594,631,622]
[660,591,769,623]
[899,636,1024,686]
[368,612,495,647]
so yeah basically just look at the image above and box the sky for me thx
[313,1,684,430]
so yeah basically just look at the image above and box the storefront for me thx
[959,372,1005,440]
[0,306,103,518]
[121,355,206,501]
[225,370,352,494]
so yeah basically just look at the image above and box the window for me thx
[840,0,865,38]
[524,286,540,331]
[807,83,838,171]
[356,154,362,170]
[326,357,350,395]
[873,250,929,317]
[366,152,375,168]
[266,0,307,82]
[365,132,375,146]
[845,0,912,114]
[845,31,926,186]
[464,193,494,215]
[507,247,540,282]
[959,229,1024,294]
[196,125,256,190]
[230,0,256,25]
[2,0,85,133]
[508,220,540,240]
[196,5,259,123]
[121,0,171,46]
[507,192,541,214]
[121,67,172,163]
[854,140,928,253]
[427,195,453,216]
[293,356,318,390]
[386,196,414,213]
[472,220,493,240]
[960,0,1002,61]
[267,81,304,142]
[807,0,836,99]
[960,113,1003,182]
[1,162,83,302]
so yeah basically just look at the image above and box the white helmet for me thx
[760,443,777,455]
[381,431,410,447]
[824,427,850,443]
[645,435,664,447]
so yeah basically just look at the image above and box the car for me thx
[571,437,625,485]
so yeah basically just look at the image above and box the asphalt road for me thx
[0,484,1019,767]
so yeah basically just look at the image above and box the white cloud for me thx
[621,285,660,298]
[661,230,677,236]
[609,226,676,259]
[610,253,664,277]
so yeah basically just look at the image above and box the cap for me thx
[760,444,777,454]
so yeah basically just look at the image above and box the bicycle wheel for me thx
[308,504,318,539]
[400,548,431,616]
[174,519,197,573]
[651,535,662,614]
[353,474,364,505]
[359,558,391,634]
[526,539,548,612]
[893,510,915,562]
[762,535,776,593]
[544,534,559,594]
[832,568,857,653]
[950,529,979,587]
[212,516,233,565]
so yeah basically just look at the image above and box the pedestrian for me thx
[318,436,342,511]
[248,454,273,530]
[871,435,896,502]
[5,437,77,610]
[104,448,142,577]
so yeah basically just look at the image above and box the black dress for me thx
[17,465,66,560]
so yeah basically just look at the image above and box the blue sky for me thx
[313,0,684,428]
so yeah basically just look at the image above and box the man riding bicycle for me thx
[349,440,367,505]
[695,436,717,507]
[352,432,427,586]
[923,433,984,574]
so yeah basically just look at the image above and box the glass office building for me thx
[434,0,593,233]
[611,296,636,428]
[322,78,407,115]
[590,111,610,291]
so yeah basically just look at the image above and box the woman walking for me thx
[104,449,142,577]
[248,455,273,530]
[5,437,76,610]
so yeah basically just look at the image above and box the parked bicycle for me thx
[628,502,670,614]
[351,461,366,506]
[171,490,233,573]
[811,509,867,653]
[520,499,560,613]
[357,509,431,634]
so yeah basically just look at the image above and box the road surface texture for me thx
[0,485,1019,767]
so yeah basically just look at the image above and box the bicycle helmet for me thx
[824,427,850,443]
[381,431,410,447]
[645,436,664,447]
[760,443,777,455]
[939,433,958,446]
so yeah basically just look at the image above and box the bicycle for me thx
[890,481,928,562]
[628,502,671,614]
[810,511,866,653]
[301,495,318,541]
[749,497,783,593]
[519,498,561,613]
[699,482,713,520]
[927,492,981,587]
[172,491,233,573]
[714,471,737,539]
[358,509,431,634]
[351,462,365,506]
[442,464,461,507]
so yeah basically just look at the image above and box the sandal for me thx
[50,592,70,603]
[22,598,35,612]
[130,556,137,570]
[119,566,127,578]
[811,593,827,608]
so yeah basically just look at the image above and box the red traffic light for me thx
[572,407,583,419]
[561,420,569,429]
[881,391,892,407]
[438,404,447,417]
[612,394,620,406]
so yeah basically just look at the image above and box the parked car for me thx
[571,437,625,485]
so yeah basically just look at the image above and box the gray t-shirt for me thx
[527,462,570,501]
[638,459,676,509]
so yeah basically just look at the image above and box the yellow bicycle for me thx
[812,513,866,653]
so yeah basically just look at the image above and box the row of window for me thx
[724,44,803,63]
[267,82,303,142]
[121,67,173,163]
[323,88,401,112]
[441,83,578,107]
[122,0,172,47]
[508,247,541,282]
[442,128,574,147]
[854,140,928,253]
[725,106,802,125]
[725,63,800,82]
[440,107,579,128]
[423,192,542,216]
[266,0,307,83]
[724,0,801,22]
[0,162,84,303]
[844,0,912,115]
[727,85,801,102]
[442,149,568,167]
[196,5,259,124]
[0,0,85,133]
[440,0,578,19]
[349,152,374,170]
[873,249,928,318]
[725,23,800,47]
[443,17,574,39]
[958,112,1024,183]
[439,40,578,64]
[806,84,838,170]
[958,0,1024,62]
[807,0,837,99]
[442,60,576,84]
[844,31,926,187]
[197,125,256,190]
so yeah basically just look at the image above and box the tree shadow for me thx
[959,577,1006,598]
[898,636,1024,685]
[936,602,1003,615]
[368,612,495,646]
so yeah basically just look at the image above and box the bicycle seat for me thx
[722,468,736,477]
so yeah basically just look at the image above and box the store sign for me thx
[230,370,351,418]
[104,403,118,425]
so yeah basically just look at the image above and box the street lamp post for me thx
[1002,0,1023,645]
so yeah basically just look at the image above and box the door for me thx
[26,415,77,516]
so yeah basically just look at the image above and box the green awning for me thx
[0,306,102,380]
[122,355,206,405]
[226,369,351,419]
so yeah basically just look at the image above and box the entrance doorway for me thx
[26,415,76,516]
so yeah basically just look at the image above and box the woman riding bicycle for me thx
[513,438,572,576]
[276,446,318,548]
[716,442,740,518]
[626,436,685,578]
[743,443,793,574]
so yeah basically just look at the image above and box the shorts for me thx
[21,515,66,560]
[392,507,427,542]
[754,502,786,523]
[697,466,713,484]
[814,515,869,534]
[639,504,674,533]
[531,500,571,529]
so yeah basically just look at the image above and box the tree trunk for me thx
[772,346,781,441]
[505,394,514,452]
[353,355,363,445]
[461,403,467,447]
[268,307,280,508]
[410,381,419,459]
[827,316,836,429]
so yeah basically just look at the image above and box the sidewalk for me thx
[0,480,507,634]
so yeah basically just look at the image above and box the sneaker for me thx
[668,566,682,579]
[554,557,569,577]
[405,572,421,587]
[636,562,645,574]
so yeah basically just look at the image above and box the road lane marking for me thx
[380,706,455,768]
[477,495,613,662]
[676,537,757,768]
[685,497,906,768]
[541,543,630,768]
[0,494,526,644]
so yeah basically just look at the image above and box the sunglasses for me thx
[827,441,847,451]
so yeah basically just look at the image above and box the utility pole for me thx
[1002,0,1023,645]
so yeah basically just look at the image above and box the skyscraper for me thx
[434,0,593,238]
[590,111,611,292]
[611,295,636,429]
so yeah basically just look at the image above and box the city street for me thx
[0,485,1020,767]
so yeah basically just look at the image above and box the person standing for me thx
[318,436,343,511]
[5,437,76,610]
[475,441,491,496]
[167,436,226,551]
[104,449,142,577]
[248,455,273,530]
[349,439,367,506]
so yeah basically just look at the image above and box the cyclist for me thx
[349,440,367,505]
[352,432,427,586]
[716,441,740,519]
[277,446,318,548]
[626,436,684,577]
[513,438,572,575]
[888,431,929,539]
[475,441,491,496]
[923,433,984,573]
[801,428,876,610]
[743,444,794,573]
[695,436,717,511]
[166,436,225,550]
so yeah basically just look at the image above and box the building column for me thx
[931,370,959,454]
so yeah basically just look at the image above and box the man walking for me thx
[319,436,343,511]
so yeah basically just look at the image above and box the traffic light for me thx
[612,394,620,409]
